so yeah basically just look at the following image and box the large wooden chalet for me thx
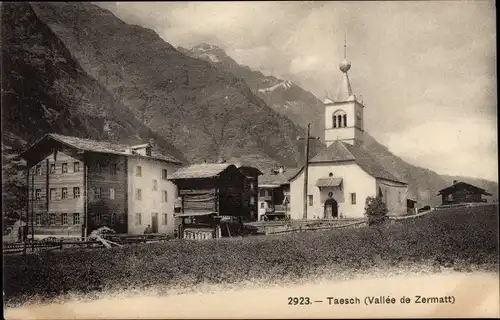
[19,133,183,238]
[437,180,492,205]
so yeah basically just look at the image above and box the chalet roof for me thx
[259,168,299,187]
[291,140,406,184]
[437,181,493,196]
[168,163,236,180]
[20,133,183,164]
[228,162,263,176]
[315,177,343,188]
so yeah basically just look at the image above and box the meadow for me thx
[4,205,499,306]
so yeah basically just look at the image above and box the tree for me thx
[364,193,388,226]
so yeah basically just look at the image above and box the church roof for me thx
[335,71,354,102]
[290,140,406,184]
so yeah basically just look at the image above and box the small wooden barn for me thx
[438,180,492,205]
[168,163,248,239]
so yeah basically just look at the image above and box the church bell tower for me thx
[324,36,365,146]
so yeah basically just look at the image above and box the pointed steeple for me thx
[335,34,354,102]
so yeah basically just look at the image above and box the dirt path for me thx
[5,272,499,319]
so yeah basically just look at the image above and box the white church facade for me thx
[288,44,408,219]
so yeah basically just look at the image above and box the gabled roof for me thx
[259,168,299,187]
[437,181,493,196]
[168,163,236,180]
[19,133,183,164]
[228,162,263,176]
[290,140,406,184]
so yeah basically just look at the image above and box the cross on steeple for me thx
[344,32,347,59]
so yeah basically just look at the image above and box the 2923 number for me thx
[288,297,311,305]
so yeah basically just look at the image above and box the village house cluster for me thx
[18,50,492,240]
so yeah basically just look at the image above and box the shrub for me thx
[364,195,388,226]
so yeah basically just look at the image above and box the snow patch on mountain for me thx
[258,80,293,93]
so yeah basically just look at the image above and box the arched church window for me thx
[333,110,347,128]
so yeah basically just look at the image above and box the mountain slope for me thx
[30,2,323,168]
[1,2,187,218]
[178,43,325,140]
[1,2,185,161]
[360,132,498,205]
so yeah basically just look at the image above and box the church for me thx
[288,43,408,219]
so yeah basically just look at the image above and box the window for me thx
[109,188,115,200]
[73,213,80,225]
[136,166,142,177]
[249,182,254,190]
[153,179,158,191]
[163,213,168,225]
[50,188,56,200]
[250,197,255,205]
[308,195,313,206]
[259,190,266,197]
[61,213,68,225]
[136,188,142,200]
[135,213,142,225]
[62,188,68,199]
[95,187,101,199]
[73,187,80,199]
[35,214,42,225]
[35,189,42,200]
[35,165,42,175]
[162,190,168,202]
[96,162,101,173]
[50,164,56,174]
[110,163,117,175]
[333,110,347,128]
[62,163,68,173]
[74,162,80,173]
[260,202,265,209]
[49,214,56,225]
[111,213,117,225]
[350,193,356,205]
[95,212,101,225]
[162,169,168,180]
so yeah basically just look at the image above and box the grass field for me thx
[4,204,499,306]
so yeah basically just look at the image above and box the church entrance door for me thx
[324,198,338,218]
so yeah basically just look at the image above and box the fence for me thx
[2,233,172,255]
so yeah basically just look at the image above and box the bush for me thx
[364,196,388,226]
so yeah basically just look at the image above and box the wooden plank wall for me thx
[86,153,128,233]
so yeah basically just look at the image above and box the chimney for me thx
[453,180,458,185]
[278,166,284,174]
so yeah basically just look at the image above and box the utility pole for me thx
[297,123,320,220]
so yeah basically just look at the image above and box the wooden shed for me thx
[437,180,492,205]
[168,163,248,239]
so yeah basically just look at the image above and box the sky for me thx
[96,1,497,182]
